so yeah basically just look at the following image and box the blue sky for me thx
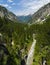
[0,0,50,16]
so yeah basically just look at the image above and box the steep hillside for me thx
[0,16,32,65]
[0,3,50,65]
[0,6,19,22]
[0,14,50,65]
[28,3,50,24]
[29,16,50,65]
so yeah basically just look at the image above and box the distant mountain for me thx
[0,3,50,24]
[17,15,31,23]
[0,5,32,23]
[17,3,50,24]
[0,3,50,65]
[0,5,18,22]
[28,3,50,24]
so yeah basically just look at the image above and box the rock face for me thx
[29,3,50,24]
[0,6,18,22]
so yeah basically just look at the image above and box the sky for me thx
[0,0,50,16]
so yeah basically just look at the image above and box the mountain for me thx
[0,6,32,65]
[0,3,50,24]
[17,3,50,24]
[0,5,18,22]
[28,3,50,24]
[0,3,50,65]
[0,5,31,23]
[17,15,31,23]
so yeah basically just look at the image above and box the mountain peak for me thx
[0,5,18,22]
[47,3,50,5]
[29,3,50,24]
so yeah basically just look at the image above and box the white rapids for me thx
[26,35,36,65]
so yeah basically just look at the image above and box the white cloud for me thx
[0,4,8,7]
[15,10,30,16]
[16,0,50,16]
[8,0,13,2]
[0,3,12,9]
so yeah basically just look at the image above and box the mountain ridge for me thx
[0,5,19,22]
[0,3,50,65]
[0,3,50,24]
[28,3,50,24]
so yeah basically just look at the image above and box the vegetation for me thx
[0,15,50,65]
[31,16,50,65]
[0,17,33,65]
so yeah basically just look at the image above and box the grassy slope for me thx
[0,16,50,65]
[29,16,50,65]
[0,17,33,65]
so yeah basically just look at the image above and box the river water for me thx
[26,39,36,65]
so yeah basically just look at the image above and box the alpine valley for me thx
[0,3,50,65]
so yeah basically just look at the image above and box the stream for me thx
[26,37,36,65]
